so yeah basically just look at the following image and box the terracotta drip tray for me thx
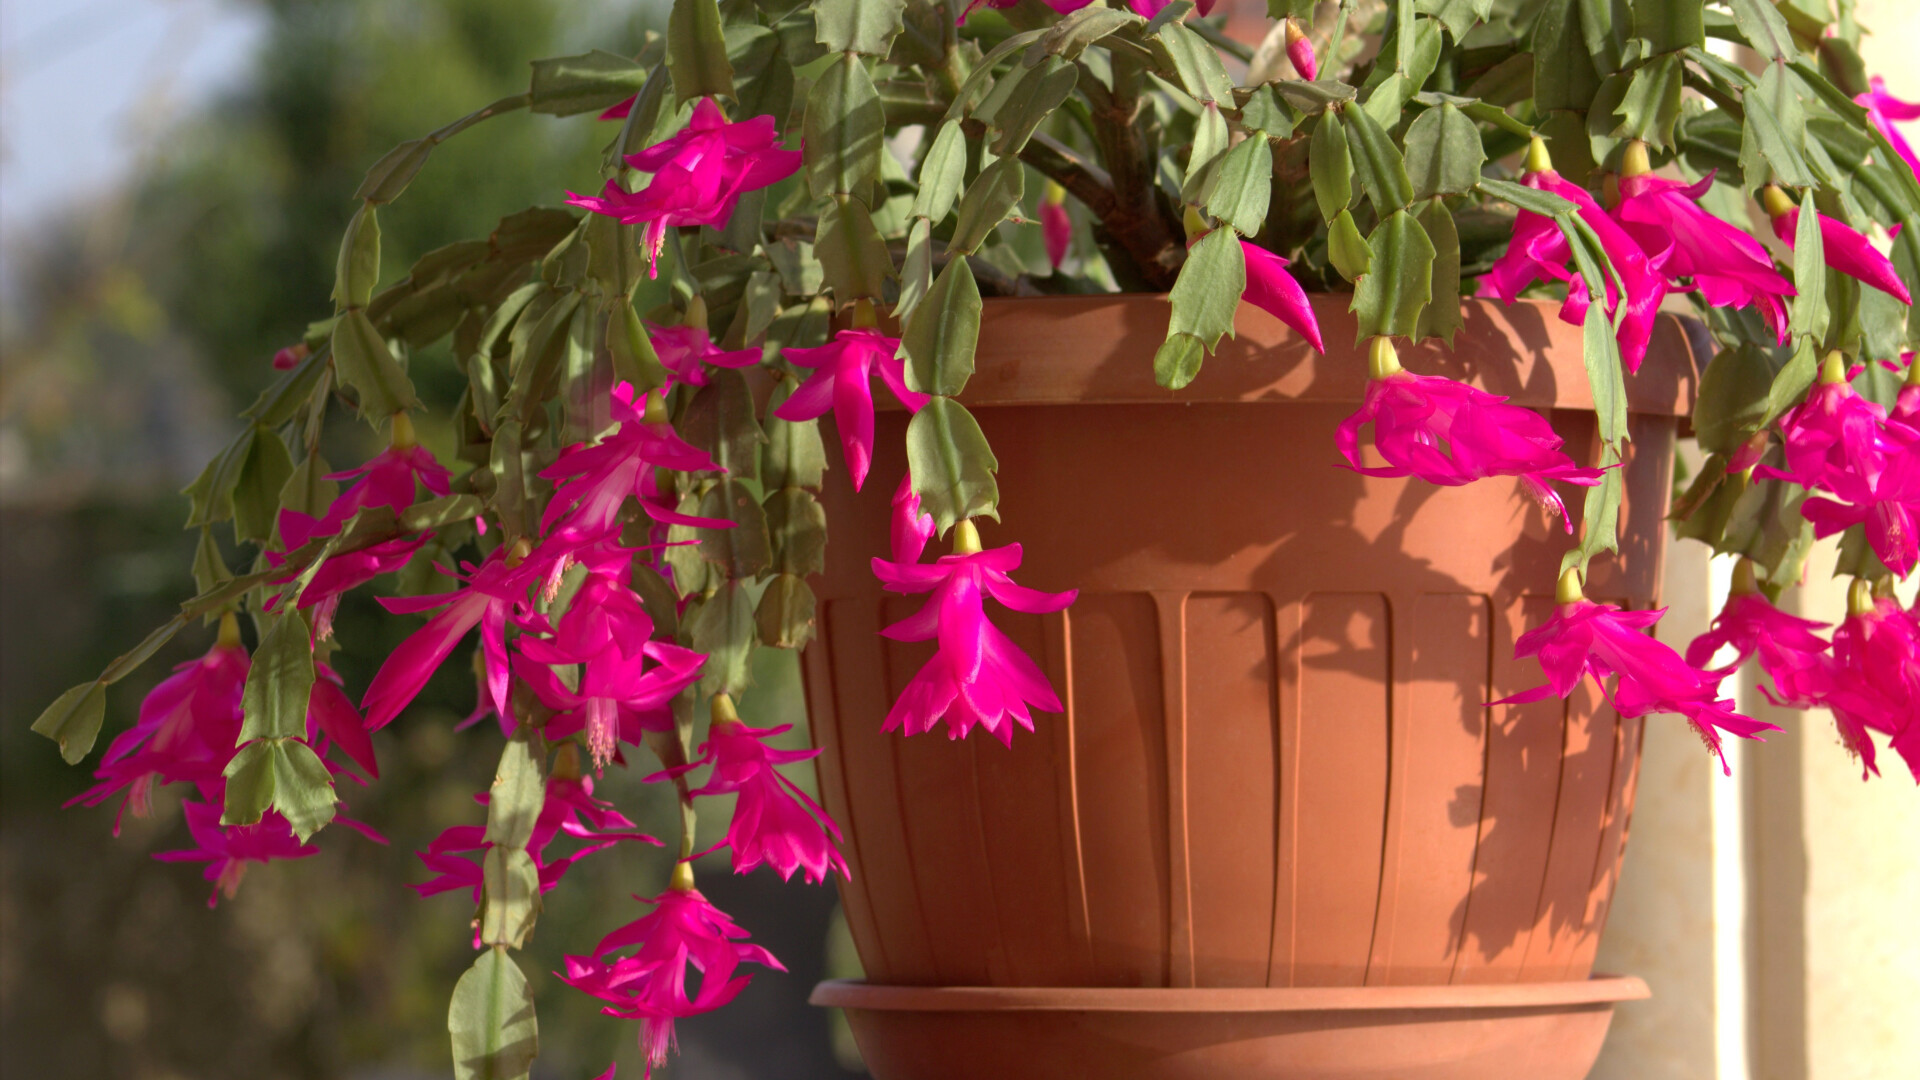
[811,976,1649,1080]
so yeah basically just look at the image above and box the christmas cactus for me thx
[28,0,1920,1076]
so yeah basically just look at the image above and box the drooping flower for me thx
[567,98,801,277]
[1758,357,1919,577]
[956,0,1092,24]
[541,383,728,544]
[269,509,429,640]
[361,549,541,730]
[558,876,783,1078]
[1241,240,1326,353]
[666,701,848,884]
[1479,139,1664,371]
[1498,571,1779,774]
[291,414,452,542]
[891,472,935,564]
[600,95,636,121]
[1818,587,1920,781]
[1761,187,1911,304]
[1285,18,1317,82]
[1856,75,1920,180]
[1683,571,1833,708]
[1335,339,1608,531]
[1040,182,1071,270]
[310,662,380,780]
[68,615,250,829]
[154,799,388,908]
[774,327,930,492]
[871,524,1077,745]
[650,322,760,389]
[1613,155,1795,343]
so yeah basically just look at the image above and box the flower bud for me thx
[1285,20,1317,82]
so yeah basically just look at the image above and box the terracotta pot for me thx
[800,295,1698,1079]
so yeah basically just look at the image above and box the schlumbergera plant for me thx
[28,0,1920,1075]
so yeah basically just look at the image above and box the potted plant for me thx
[28,0,1920,1078]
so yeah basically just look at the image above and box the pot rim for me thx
[925,295,1698,418]
[808,975,1651,1013]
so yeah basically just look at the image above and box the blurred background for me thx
[1,2,865,1078]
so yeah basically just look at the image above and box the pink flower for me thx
[601,95,635,121]
[1819,595,1920,780]
[1285,19,1317,81]
[1479,156,1664,371]
[670,717,848,884]
[650,323,759,388]
[68,623,250,829]
[1127,0,1214,17]
[567,98,801,278]
[1334,352,1608,532]
[558,884,783,1077]
[1856,76,1920,179]
[541,383,728,543]
[1759,370,1919,577]
[415,774,657,913]
[360,550,539,730]
[774,329,930,492]
[1767,204,1911,304]
[1041,201,1071,269]
[269,509,429,639]
[310,662,379,780]
[870,534,1077,745]
[1614,171,1795,343]
[957,0,1092,24]
[155,799,387,908]
[1241,241,1325,353]
[1684,588,1832,708]
[891,472,935,564]
[301,438,453,541]
[1498,584,1779,774]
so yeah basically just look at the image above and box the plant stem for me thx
[1085,50,1183,289]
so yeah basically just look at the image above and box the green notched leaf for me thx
[355,139,433,204]
[756,573,817,649]
[270,738,337,841]
[949,158,1025,255]
[31,682,106,765]
[1341,104,1414,213]
[764,378,828,491]
[1203,135,1273,237]
[449,950,538,1080]
[1168,227,1245,350]
[1311,113,1354,222]
[806,54,885,200]
[1790,188,1829,341]
[1582,300,1629,448]
[1724,0,1795,61]
[815,197,892,301]
[332,310,419,419]
[911,123,967,223]
[812,0,907,56]
[1414,199,1462,344]
[483,735,547,851]
[1351,210,1435,341]
[240,610,315,744]
[1327,208,1371,281]
[1403,102,1485,199]
[765,488,827,577]
[1633,0,1704,55]
[232,427,294,545]
[1693,344,1777,455]
[334,204,381,310]
[903,257,981,397]
[528,50,650,116]
[1153,333,1208,390]
[479,847,542,949]
[667,0,734,104]
[908,397,1000,533]
[690,580,757,697]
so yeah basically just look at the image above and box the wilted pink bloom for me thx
[558,884,783,1077]
[415,774,657,913]
[1856,76,1920,179]
[1684,589,1832,708]
[1614,171,1795,343]
[1759,372,1919,577]
[1820,596,1920,780]
[775,329,929,492]
[669,718,847,884]
[1335,364,1607,531]
[891,473,935,564]
[1498,589,1779,774]
[1768,205,1911,304]
[567,98,801,278]
[155,799,386,908]
[310,662,379,780]
[871,536,1077,745]
[1040,201,1071,269]
[1479,156,1664,371]
[542,383,727,544]
[1241,241,1325,353]
[69,621,249,829]
[361,550,539,730]
[1285,19,1317,81]
[650,323,759,388]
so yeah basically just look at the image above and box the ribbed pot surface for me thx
[802,295,1698,990]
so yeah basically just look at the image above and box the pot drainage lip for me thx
[808,975,1649,1013]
